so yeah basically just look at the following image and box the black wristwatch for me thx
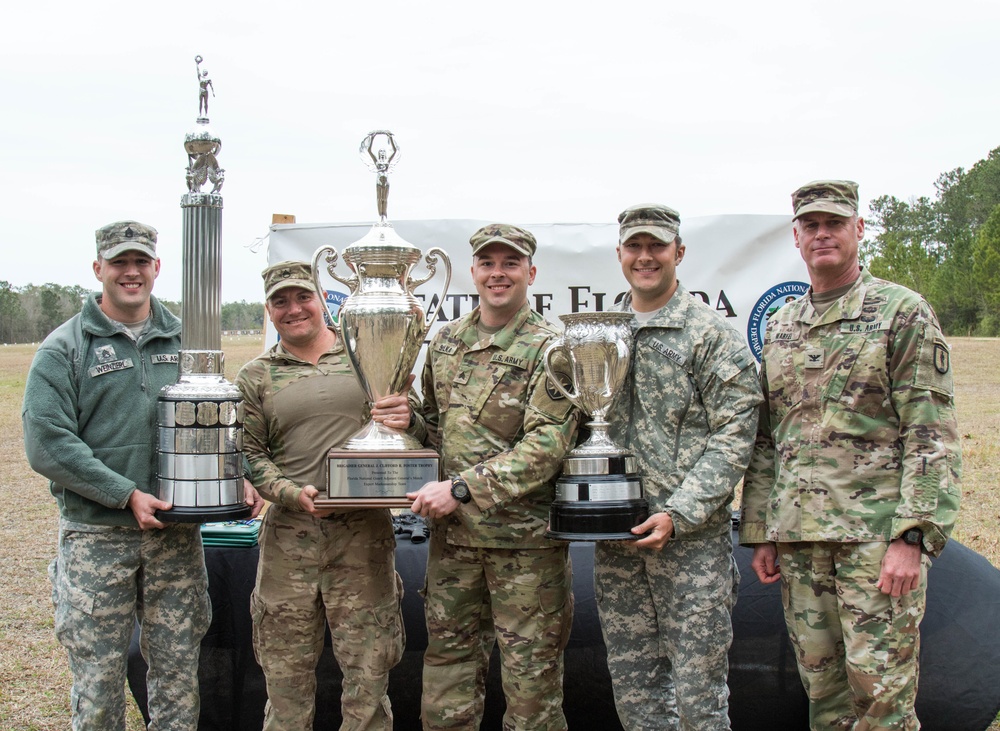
[450,477,472,504]
[901,528,923,547]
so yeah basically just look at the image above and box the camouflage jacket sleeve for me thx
[465,360,579,518]
[739,359,774,545]
[235,357,304,509]
[665,332,761,538]
[886,299,962,554]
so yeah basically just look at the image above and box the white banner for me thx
[265,216,810,368]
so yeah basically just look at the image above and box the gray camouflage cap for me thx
[618,204,680,245]
[262,260,316,301]
[469,223,537,257]
[96,220,157,260]
[792,180,859,220]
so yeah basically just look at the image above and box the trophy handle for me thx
[543,340,579,406]
[410,247,452,335]
[311,245,357,326]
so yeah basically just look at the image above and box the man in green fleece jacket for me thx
[22,220,261,731]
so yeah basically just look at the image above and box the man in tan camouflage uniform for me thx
[740,181,962,731]
[23,221,262,730]
[402,224,580,731]
[236,261,411,731]
[594,204,762,730]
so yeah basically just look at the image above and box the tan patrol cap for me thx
[791,180,859,220]
[618,204,680,245]
[96,221,157,260]
[469,223,537,257]
[262,260,316,300]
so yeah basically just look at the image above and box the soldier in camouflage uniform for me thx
[401,224,580,731]
[740,181,962,731]
[593,204,762,730]
[236,261,411,731]
[22,221,262,731]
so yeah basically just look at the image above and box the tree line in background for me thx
[861,145,1000,336]
[3,147,999,343]
[0,285,264,344]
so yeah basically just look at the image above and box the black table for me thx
[128,528,1000,730]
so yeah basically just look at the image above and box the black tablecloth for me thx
[128,531,1000,731]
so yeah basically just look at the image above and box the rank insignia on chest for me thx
[804,348,825,368]
[95,345,117,363]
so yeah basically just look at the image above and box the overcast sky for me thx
[3,0,998,302]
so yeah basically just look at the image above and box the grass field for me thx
[1,335,997,730]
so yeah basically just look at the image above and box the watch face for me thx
[451,481,469,501]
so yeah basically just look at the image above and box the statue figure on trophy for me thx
[361,131,400,221]
[196,55,214,120]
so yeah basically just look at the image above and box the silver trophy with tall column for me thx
[310,130,451,508]
[543,312,648,540]
[155,55,250,523]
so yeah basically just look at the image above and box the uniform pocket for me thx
[370,573,405,673]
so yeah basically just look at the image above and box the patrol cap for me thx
[262,260,316,301]
[618,204,680,245]
[469,223,537,257]
[791,180,859,220]
[96,220,158,260]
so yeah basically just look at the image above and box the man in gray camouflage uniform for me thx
[740,181,962,730]
[236,261,413,731]
[22,221,262,730]
[402,224,580,731]
[596,204,762,730]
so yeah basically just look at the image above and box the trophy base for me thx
[317,448,439,509]
[546,470,648,542]
[155,503,252,524]
[546,498,649,542]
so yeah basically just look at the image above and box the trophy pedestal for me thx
[545,454,648,542]
[317,447,439,509]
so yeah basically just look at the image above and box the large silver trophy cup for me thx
[544,312,648,540]
[310,131,451,508]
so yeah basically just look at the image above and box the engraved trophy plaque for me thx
[544,312,648,540]
[155,55,249,522]
[310,130,451,508]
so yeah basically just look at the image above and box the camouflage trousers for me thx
[49,520,210,731]
[251,506,404,731]
[594,532,738,731]
[777,541,928,731]
[420,537,573,731]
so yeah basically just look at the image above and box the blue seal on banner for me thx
[324,290,348,322]
[746,281,809,362]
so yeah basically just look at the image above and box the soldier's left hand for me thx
[631,511,674,550]
[243,479,265,519]
[877,539,922,597]
[371,374,416,430]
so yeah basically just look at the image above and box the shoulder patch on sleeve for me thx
[914,336,954,396]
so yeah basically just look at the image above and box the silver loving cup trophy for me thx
[543,312,649,540]
[310,131,452,508]
[156,55,250,522]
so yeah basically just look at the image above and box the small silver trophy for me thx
[155,55,249,522]
[310,130,451,507]
[543,312,648,540]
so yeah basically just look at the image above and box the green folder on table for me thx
[201,520,261,547]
